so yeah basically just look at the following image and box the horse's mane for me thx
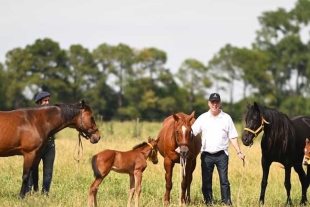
[132,142,148,150]
[256,104,296,152]
[54,102,84,122]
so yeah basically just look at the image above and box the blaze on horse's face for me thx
[242,102,262,146]
[79,100,101,144]
[173,111,195,158]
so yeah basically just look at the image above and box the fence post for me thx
[136,118,140,138]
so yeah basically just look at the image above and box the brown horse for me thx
[157,112,201,205]
[0,100,100,198]
[87,137,158,207]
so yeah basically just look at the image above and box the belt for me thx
[202,150,224,156]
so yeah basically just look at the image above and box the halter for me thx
[77,110,99,139]
[147,142,157,161]
[244,117,269,139]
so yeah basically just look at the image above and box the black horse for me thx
[242,102,310,205]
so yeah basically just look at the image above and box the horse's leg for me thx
[164,158,175,206]
[32,160,40,192]
[184,158,197,204]
[293,164,308,205]
[134,170,142,207]
[20,153,36,198]
[127,174,135,207]
[88,177,104,207]
[259,157,271,205]
[284,166,293,205]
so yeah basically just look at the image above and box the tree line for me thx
[1,0,310,121]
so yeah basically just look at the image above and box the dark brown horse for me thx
[87,137,158,207]
[242,102,310,205]
[157,112,201,205]
[0,100,100,198]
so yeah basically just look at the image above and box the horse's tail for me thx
[91,155,101,178]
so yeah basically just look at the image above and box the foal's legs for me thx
[134,170,143,207]
[127,174,135,207]
[88,177,104,207]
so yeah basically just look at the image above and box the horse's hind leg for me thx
[293,164,308,205]
[127,174,135,207]
[284,166,293,205]
[88,177,104,207]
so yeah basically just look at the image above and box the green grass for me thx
[0,121,307,206]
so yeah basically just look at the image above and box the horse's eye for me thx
[91,117,95,123]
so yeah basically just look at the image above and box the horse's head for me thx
[76,100,101,144]
[172,111,195,158]
[303,138,310,165]
[147,137,159,164]
[242,102,268,146]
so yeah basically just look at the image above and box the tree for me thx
[67,45,99,101]
[207,44,241,113]
[26,38,71,103]
[177,58,211,112]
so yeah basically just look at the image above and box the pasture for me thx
[0,121,307,207]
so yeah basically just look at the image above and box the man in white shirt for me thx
[191,93,245,206]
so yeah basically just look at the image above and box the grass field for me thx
[0,121,307,207]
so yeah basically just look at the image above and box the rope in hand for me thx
[73,132,84,175]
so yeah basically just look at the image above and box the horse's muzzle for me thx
[241,134,253,146]
[90,135,100,144]
[179,148,189,158]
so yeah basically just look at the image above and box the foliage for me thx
[1,1,310,118]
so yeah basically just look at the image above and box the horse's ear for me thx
[306,138,310,144]
[254,102,260,112]
[81,99,86,108]
[148,136,152,142]
[189,111,195,124]
[189,111,195,119]
[172,113,179,121]
[247,102,251,109]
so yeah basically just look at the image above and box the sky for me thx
[0,0,297,100]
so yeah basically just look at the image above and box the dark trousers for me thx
[27,141,55,194]
[201,151,232,205]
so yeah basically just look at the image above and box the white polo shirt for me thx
[191,110,238,155]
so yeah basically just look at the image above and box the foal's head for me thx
[147,137,158,164]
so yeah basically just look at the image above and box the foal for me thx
[87,137,158,207]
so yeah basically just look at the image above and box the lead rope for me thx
[237,145,252,206]
[73,133,84,175]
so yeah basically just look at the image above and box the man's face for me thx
[208,100,220,111]
[40,96,50,105]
